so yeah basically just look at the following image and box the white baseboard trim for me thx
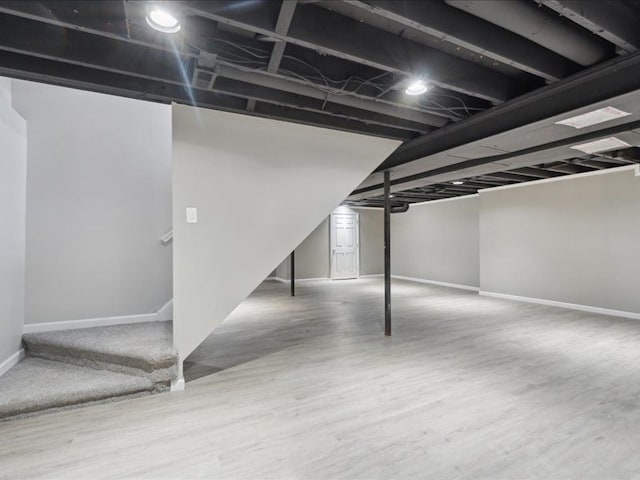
[170,378,185,392]
[360,274,383,278]
[479,291,640,320]
[157,299,173,322]
[0,349,25,377]
[273,276,329,283]
[392,275,480,292]
[23,313,159,334]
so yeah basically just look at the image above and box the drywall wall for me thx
[480,167,640,313]
[273,207,383,280]
[0,78,26,367]
[358,208,384,275]
[12,81,172,325]
[391,196,480,288]
[291,217,330,279]
[173,104,399,365]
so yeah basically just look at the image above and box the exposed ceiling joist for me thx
[445,0,612,66]
[0,12,440,135]
[341,0,579,81]
[350,115,640,199]
[0,2,449,129]
[184,0,524,103]
[248,0,299,112]
[378,51,640,171]
[510,167,562,178]
[213,77,430,133]
[0,50,415,141]
[214,64,447,126]
[539,0,640,54]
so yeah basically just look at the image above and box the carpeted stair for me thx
[0,358,155,420]
[1,321,177,421]
[22,321,177,386]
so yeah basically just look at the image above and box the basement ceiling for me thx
[1,0,640,204]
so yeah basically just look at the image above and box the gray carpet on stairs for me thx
[22,321,178,384]
[0,358,155,421]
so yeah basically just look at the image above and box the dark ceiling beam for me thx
[0,13,191,83]
[542,162,597,174]
[0,1,182,53]
[214,77,429,133]
[482,172,531,182]
[538,0,640,54]
[344,0,578,82]
[0,13,431,134]
[465,178,504,187]
[183,1,522,103]
[379,50,640,171]
[586,154,634,165]
[252,102,415,141]
[0,49,414,141]
[510,167,563,178]
[247,0,298,112]
[268,0,298,73]
[575,158,620,169]
[215,64,446,126]
[445,0,612,66]
[353,115,640,197]
[458,181,503,189]
[0,4,447,127]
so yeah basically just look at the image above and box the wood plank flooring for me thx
[2,278,640,479]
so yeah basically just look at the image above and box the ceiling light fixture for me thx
[146,7,181,33]
[570,137,631,154]
[556,106,631,129]
[452,181,465,185]
[405,79,428,96]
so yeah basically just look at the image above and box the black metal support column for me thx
[290,250,295,297]
[384,170,391,336]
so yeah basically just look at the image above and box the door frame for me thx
[330,211,360,280]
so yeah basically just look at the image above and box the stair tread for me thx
[0,358,154,420]
[23,321,177,371]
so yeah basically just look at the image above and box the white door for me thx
[330,212,359,279]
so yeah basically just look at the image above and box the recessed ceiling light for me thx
[556,106,631,129]
[405,79,428,96]
[452,181,465,185]
[570,137,631,154]
[146,8,181,33]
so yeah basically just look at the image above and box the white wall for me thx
[173,104,399,366]
[274,207,384,280]
[389,166,640,316]
[0,78,26,366]
[290,217,331,280]
[12,81,172,325]
[391,196,480,288]
[480,167,640,313]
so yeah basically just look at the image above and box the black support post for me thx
[290,250,295,297]
[384,170,391,336]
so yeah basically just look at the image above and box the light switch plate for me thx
[186,207,198,224]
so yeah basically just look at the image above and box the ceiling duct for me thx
[390,202,410,213]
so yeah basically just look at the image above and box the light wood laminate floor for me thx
[2,278,640,479]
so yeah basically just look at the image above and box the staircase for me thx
[0,321,177,421]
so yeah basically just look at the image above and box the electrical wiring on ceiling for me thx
[187,36,485,120]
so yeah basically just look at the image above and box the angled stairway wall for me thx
[172,104,399,378]
[0,77,26,373]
